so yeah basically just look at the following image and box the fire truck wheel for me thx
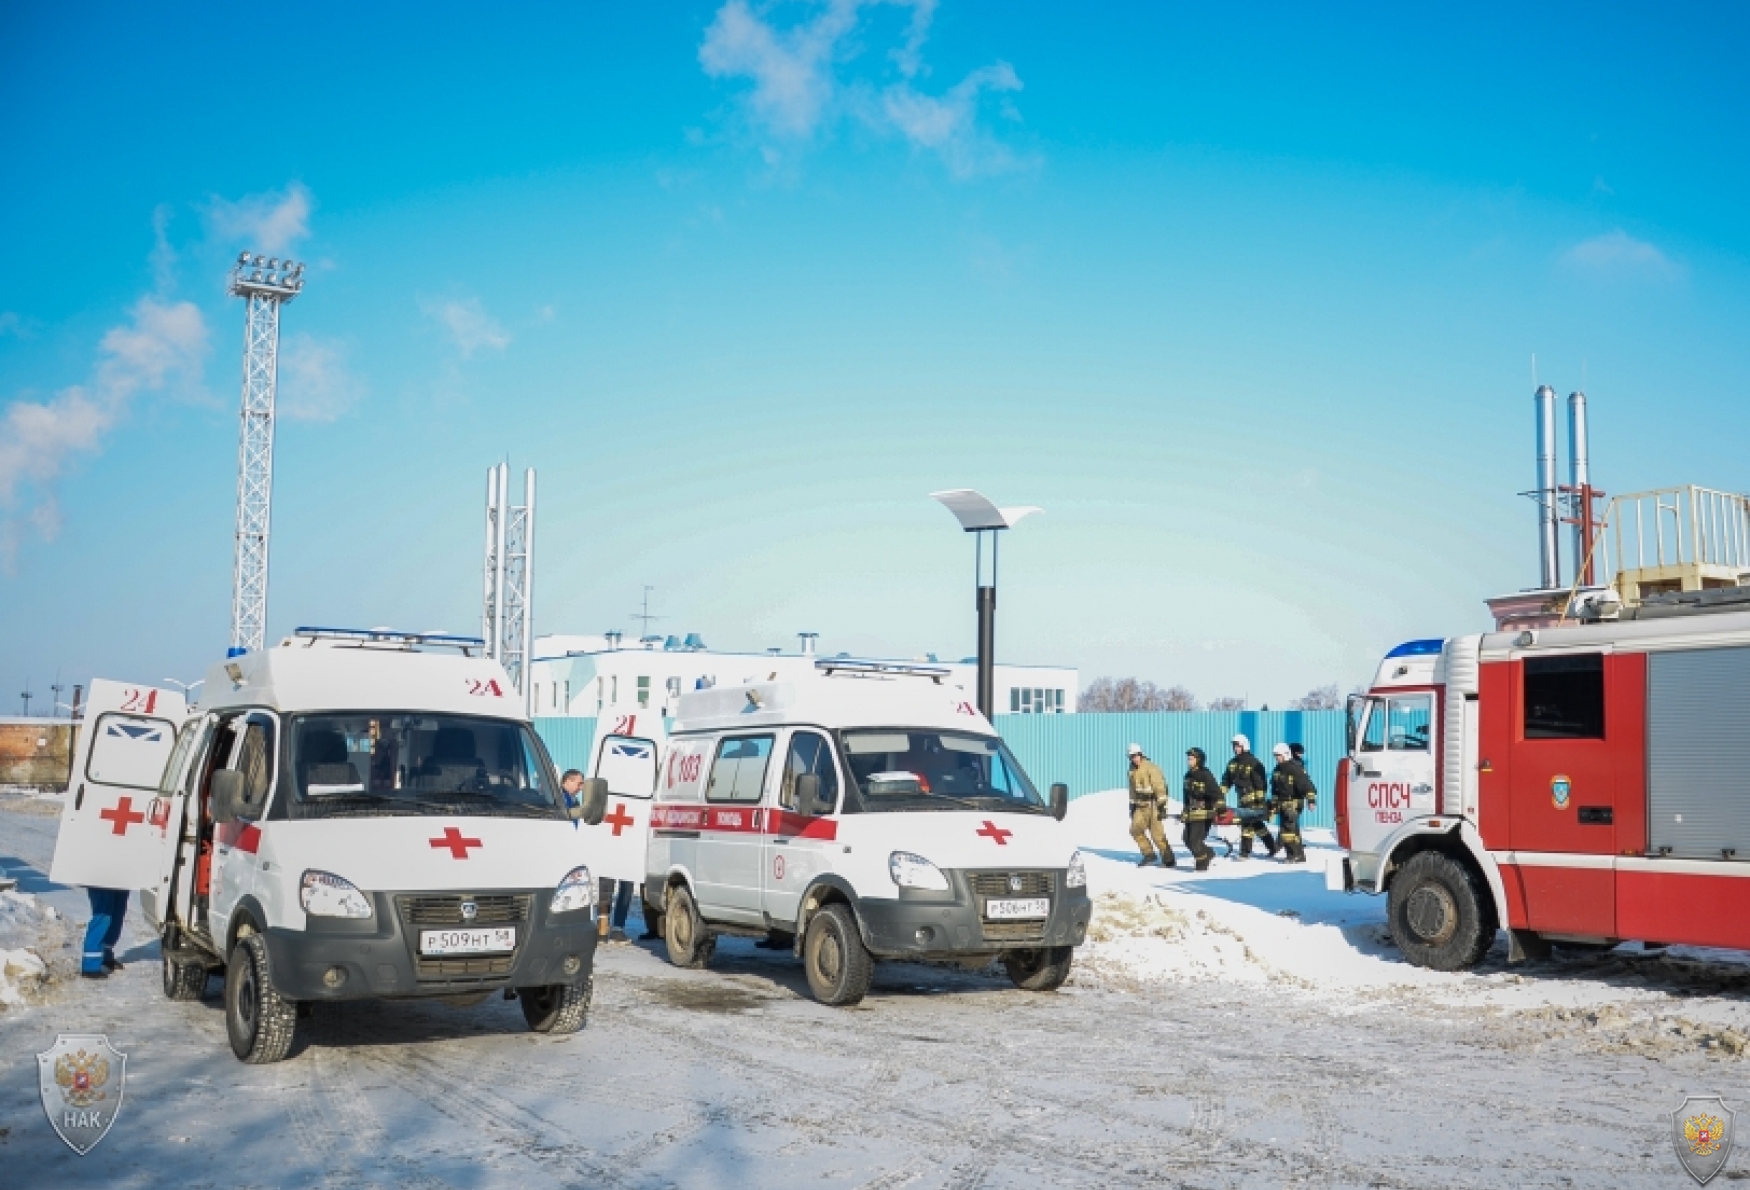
[1003,946,1074,992]
[803,904,874,1007]
[520,976,592,1034]
[162,950,208,1001]
[664,885,716,969]
[224,934,300,1064]
[1388,851,1495,972]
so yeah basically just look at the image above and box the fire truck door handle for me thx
[1359,769,1381,779]
[1477,760,1493,773]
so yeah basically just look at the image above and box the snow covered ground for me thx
[1066,788,1750,1029]
[5,791,1750,1187]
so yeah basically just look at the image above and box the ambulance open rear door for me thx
[49,680,189,894]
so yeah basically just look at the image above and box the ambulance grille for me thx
[417,955,517,979]
[971,871,1054,943]
[969,872,1055,898]
[397,894,531,926]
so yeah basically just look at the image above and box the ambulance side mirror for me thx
[794,774,824,817]
[210,770,245,824]
[578,778,609,827]
[1050,783,1069,821]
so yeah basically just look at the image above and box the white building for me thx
[526,632,1077,718]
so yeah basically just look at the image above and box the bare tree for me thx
[1079,678,1201,712]
[1289,683,1341,711]
[1161,685,1199,712]
[1205,695,1247,712]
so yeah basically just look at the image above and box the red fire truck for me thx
[1332,588,1750,970]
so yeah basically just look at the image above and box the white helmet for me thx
[1232,733,1250,750]
[1272,742,1292,760]
[1126,743,1143,757]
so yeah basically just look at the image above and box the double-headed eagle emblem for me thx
[54,1048,110,1110]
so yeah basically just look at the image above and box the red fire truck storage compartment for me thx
[1491,651,1646,939]
[1644,645,1750,860]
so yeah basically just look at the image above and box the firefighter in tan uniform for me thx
[1126,744,1174,867]
[1223,733,1277,859]
[1270,743,1317,864]
[1181,748,1223,871]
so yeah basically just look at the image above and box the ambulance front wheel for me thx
[224,934,301,1064]
[1003,945,1074,992]
[803,904,874,1007]
[520,975,592,1034]
[1387,851,1496,972]
[664,885,716,969]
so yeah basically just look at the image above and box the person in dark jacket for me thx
[1181,748,1223,872]
[1222,733,1277,858]
[1270,743,1318,863]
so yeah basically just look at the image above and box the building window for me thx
[637,676,651,708]
[563,680,570,714]
[1010,688,1020,713]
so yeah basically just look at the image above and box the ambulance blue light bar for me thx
[291,627,487,655]
[1384,639,1445,659]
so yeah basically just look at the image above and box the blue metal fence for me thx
[533,709,1345,831]
[993,711,1345,830]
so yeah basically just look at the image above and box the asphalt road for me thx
[2,795,1746,1190]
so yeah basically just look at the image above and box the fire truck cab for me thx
[1334,592,1750,970]
[644,660,1091,1006]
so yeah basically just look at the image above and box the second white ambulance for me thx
[50,628,609,1064]
[645,660,1091,1005]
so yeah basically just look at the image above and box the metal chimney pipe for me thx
[798,632,818,657]
[1535,385,1560,589]
[1568,391,1589,580]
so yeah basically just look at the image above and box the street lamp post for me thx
[929,490,1042,719]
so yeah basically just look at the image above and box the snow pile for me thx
[1062,788,1750,1016]
[0,888,58,1008]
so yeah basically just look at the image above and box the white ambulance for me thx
[50,629,609,1064]
[644,660,1091,1006]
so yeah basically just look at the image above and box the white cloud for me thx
[277,333,365,422]
[882,62,1026,177]
[207,182,313,255]
[699,0,866,139]
[1561,229,1681,280]
[0,296,208,566]
[422,296,511,358]
[698,0,1027,175]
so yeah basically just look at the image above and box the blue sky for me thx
[3,2,1749,711]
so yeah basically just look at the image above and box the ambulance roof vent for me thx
[288,626,487,656]
[815,658,951,683]
[1384,639,1444,659]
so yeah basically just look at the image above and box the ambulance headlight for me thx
[1065,850,1087,889]
[299,870,373,919]
[551,866,596,915]
[889,851,950,892]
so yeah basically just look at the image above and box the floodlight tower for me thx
[226,252,305,655]
[482,463,537,711]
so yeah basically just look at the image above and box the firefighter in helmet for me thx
[1223,733,1277,858]
[1270,742,1318,863]
[1126,744,1174,867]
[1181,747,1223,871]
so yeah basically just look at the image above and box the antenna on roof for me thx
[630,585,663,637]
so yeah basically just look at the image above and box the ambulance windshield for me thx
[286,713,563,820]
[840,730,1045,812]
